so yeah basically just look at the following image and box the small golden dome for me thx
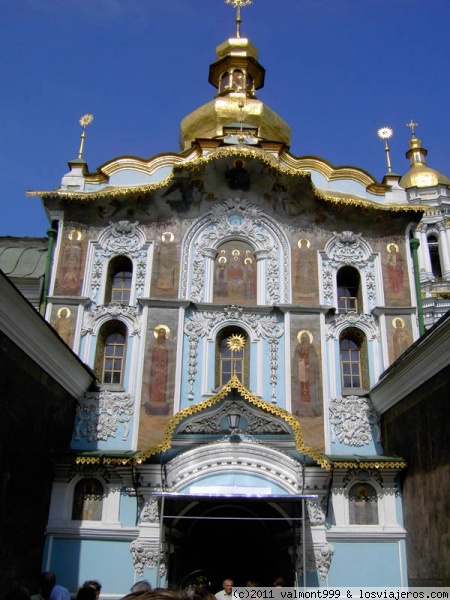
[400,136,450,189]
[179,36,291,151]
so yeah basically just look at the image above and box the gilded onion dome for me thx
[400,135,450,189]
[179,35,292,150]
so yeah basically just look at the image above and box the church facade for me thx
[25,10,450,594]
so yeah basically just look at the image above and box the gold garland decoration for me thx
[135,374,331,470]
[27,145,424,215]
[175,145,311,178]
[26,173,175,201]
[75,456,134,466]
[331,460,407,470]
[315,190,424,214]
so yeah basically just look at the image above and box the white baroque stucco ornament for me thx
[325,312,380,341]
[81,304,141,336]
[306,498,326,526]
[140,497,159,523]
[184,305,283,399]
[181,198,290,304]
[74,391,134,442]
[130,540,166,577]
[321,230,378,309]
[90,220,148,303]
[297,544,334,580]
[329,395,380,447]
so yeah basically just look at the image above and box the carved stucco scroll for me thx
[295,543,335,580]
[325,312,380,341]
[329,395,380,447]
[81,304,141,336]
[74,390,134,442]
[130,540,166,577]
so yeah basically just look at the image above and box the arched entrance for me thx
[163,495,303,590]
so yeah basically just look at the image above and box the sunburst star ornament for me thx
[377,127,393,140]
[377,126,394,173]
[79,113,94,128]
[78,113,94,159]
[227,334,246,352]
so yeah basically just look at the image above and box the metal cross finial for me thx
[78,113,94,159]
[224,0,253,38]
[406,119,418,137]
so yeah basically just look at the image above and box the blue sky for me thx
[1,0,449,237]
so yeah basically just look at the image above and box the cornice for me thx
[45,525,138,540]
[326,527,406,541]
[0,272,94,398]
[91,148,201,180]
[279,152,386,194]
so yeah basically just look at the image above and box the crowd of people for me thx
[5,572,285,600]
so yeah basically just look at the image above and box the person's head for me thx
[83,581,102,599]
[222,580,233,595]
[273,578,283,588]
[76,587,97,600]
[39,573,56,600]
[246,581,256,588]
[130,581,152,594]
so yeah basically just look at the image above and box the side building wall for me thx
[381,363,450,586]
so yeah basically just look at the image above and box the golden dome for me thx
[400,136,450,189]
[179,36,291,151]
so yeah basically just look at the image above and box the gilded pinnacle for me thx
[377,126,394,173]
[406,119,418,138]
[78,113,94,160]
[225,0,253,38]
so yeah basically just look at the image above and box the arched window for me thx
[105,256,133,304]
[427,234,442,279]
[219,72,231,93]
[232,69,245,91]
[215,327,249,388]
[94,321,127,386]
[72,478,104,521]
[337,266,362,313]
[340,328,369,392]
[348,483,379,525]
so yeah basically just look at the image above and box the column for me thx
[202,247,218,302]
[437,222,450,278]
[254,249,269,305]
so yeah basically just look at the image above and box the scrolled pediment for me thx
[176,397,292,435]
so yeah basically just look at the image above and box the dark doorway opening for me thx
[163,497,301,591]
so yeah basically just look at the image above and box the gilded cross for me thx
[406,119,418,137]
[224,0,253,38]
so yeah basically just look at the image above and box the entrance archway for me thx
[163,496,302,590]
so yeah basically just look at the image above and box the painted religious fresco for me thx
[290,316,324,452]
[213,240,257,305]
[389,316,413,362]
[51,305,75,348]
[291,235,320,305]
[151,227,181,299]
[381,240,411,306]
[138,312,178,450]
[54,228,87,296]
